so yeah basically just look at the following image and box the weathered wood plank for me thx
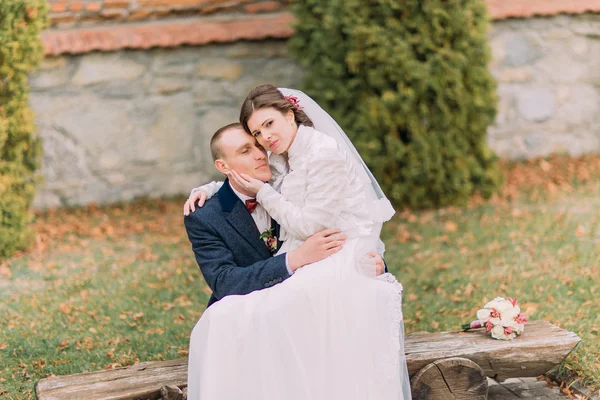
[35,358,187,400]
[487,377,569,399]
[35,320,579,399]
[405,320,581,382]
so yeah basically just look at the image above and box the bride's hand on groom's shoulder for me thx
[183,190,208,216]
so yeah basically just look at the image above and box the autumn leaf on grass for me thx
[0,262,11,278]
[436,263,451,271]
[104,362,122,370]
[175,295,193,307]
[174,314,186,324]
[59,303,72,315]
[448,295,462,303]
[444,221,458,232]
[406,293,417,301]
[57,341,69,351]
[0,344,8,350]
[147,282,162,289]
[133,312,144,321]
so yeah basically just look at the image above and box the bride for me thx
[186,84,411,399]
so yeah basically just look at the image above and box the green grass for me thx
[1,162,600,398]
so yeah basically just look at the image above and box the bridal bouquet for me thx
[462,297,529,340]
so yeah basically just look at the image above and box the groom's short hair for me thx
[211,122,243,161]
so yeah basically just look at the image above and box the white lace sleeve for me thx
[190,181,224,199]
[256,148,346,240]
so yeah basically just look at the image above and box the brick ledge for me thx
[487,0,600,19]
[42,2,600,56]
[42,13,294,56]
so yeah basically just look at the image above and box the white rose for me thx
[491,324,516,340]
[476,308,491,322]
[484,297,505,309]
[490,324,507,340]
[494,298,515,313]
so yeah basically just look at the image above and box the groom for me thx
[184,122,372,308]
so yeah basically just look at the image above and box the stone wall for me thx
[29,42,303,208]
[29,13,600,208]
[487,13,600,159]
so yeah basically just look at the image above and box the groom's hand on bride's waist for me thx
[287,228,346,272]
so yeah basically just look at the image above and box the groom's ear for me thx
[215,159,230,174]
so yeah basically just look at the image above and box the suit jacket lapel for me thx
[271,218,283,252]
[219,179,273,259]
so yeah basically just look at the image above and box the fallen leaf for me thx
[444,221,458,232]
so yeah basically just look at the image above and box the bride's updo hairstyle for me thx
[240,84,313,134]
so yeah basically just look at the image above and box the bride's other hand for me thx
[227,170,265,196]
[359,252,385,276]
[368,252,385,276]
[184,191,208,216]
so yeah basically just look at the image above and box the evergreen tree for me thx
[0,0,48,258]
[289,0,501,208]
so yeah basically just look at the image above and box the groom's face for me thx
[217,128,272,182]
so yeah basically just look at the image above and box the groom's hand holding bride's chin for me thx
[287,228,347,272]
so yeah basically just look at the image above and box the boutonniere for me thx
[259,228,278,254]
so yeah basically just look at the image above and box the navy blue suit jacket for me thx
[184,179,290,308]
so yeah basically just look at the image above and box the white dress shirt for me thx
[229,183,293,275]
[230,183,271,234]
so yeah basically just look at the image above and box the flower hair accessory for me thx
[285,95,303,110]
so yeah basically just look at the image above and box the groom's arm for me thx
[185,215,290,301]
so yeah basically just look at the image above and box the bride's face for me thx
[247,107,297,155]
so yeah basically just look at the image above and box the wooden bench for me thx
[35,320,580,400]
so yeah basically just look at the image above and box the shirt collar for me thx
[229,182,255,203]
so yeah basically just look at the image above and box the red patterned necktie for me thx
[245,199,258,214]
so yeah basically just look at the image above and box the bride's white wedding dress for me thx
[187,125,411,400]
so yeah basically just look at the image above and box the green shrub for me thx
[289,0,502,208]
[0,0,48,258]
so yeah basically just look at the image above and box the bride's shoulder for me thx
[305,127,345,160]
